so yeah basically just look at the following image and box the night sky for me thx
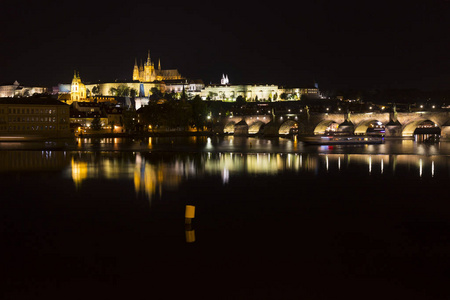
[1,0,450,90]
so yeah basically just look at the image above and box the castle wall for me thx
[85,82,160,97]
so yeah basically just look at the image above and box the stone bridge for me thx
[214,110,450,139]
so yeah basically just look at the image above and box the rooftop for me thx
[0,96,68,106]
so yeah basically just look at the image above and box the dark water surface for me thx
[2,137,450,299]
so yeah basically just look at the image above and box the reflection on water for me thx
[0,150,70,171]
[67,152,448,202]
[1,138,449,202]
[0,149,448,201]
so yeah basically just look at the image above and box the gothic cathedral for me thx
[133,50,183,82]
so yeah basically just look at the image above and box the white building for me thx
[0,81,47,98]
[201,84,279,101]
[200,75,323,101]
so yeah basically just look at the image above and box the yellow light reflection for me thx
[71,158,87,188]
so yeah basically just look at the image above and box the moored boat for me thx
[300,134,384,145]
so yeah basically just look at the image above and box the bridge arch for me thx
[354,119,384,135]
[248,121,265,135]
[223,121,236,134]
[402,119,441,137]
[278,120,299,135]
[314,120,339,135]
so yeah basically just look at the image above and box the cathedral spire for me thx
[158,59,161,70]
[147,50,151,65]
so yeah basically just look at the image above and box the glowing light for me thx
[419,159,423,177]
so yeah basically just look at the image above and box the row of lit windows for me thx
[5,125,65,131]
[8,116,59,123]
[1,108,65,115]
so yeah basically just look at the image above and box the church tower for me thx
[71,71,86,102]
[132,50,183,82]
[132,58,139,81]
[139,60,144,82]
[144,50,155,82]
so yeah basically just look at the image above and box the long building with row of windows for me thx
[0,97,71,140]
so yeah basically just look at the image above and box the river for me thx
[1,136,450,299]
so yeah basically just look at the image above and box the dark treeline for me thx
[137,93,236,132]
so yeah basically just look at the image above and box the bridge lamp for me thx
[420,105,424,109]
[432,105,435,109]
[338,108,341,111]
[280,117,283,120]
[326,108,329,111]
[300,109,303,112]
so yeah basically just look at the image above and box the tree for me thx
[116,84,130,97]
[92,85,100,96]
[109,87,117,96]
[190,95,207,131]
[149,87,163,101]
[140,102,161,132]
[236,95,246,107]
[109,85,131,97]
[207,91,217,101]
[209,101,225,118]
[90,116,102,131]
[122,109,137,132]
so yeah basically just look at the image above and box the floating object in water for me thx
[185,205,195,224]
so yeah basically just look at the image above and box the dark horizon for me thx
[2,1,450,91]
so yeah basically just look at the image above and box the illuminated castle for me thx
[133,50,183,82]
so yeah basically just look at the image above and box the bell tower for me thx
[132,58,139,81]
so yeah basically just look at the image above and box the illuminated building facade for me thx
[0,97,71,139]
[201,76,323,101]
[0,81,47,98]
[202,84,279,101]
[133,50,183,82]
[71,71,87,102]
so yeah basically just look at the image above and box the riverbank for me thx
[78,131,215,139]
